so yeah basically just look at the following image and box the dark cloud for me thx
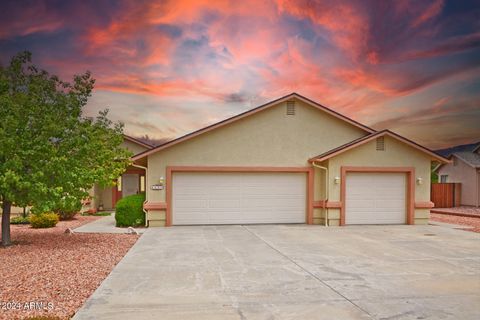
[1,0,479,148]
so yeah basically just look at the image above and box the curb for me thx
[431,210,480,219]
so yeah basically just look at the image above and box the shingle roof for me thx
[473,144,480,153]
[454,151,480,168]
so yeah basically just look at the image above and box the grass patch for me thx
[81,211,112,217]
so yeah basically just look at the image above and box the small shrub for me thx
[30,212,59,228]
[57,210,78,220]
[10,216,30,224]
[55,198,82,220]
[115,194,145,227]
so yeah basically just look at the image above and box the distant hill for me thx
[435,141,480,157]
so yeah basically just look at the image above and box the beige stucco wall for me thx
[437,157,479,206]
[100,186,113,210]
[145,99,368,225]
[1,205,25,215]
[325,135,433,225]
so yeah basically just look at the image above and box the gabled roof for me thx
[473,144,480,153]
[123,134,153,149]
[132,93,375,161]
[452,151,480,168]
[309,130,450,163]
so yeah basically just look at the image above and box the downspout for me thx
[132,163,149,227]
[311,161,329,226]
[477,169,480,208]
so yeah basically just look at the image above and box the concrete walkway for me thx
[74,213,147,234]
[73,224,480,320]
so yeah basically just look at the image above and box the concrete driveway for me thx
[74,225,480,320]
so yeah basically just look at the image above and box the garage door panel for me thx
[375,199,405,209]
[346,172,406,225]
[174,199,208,209]
[347,200,375,209]
[172,172,306,225]
[209,199,241,208]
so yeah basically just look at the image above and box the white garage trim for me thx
[166,166,314,226]
[172,172,306,225]
[340,167,415,226]
[345,172,406,224]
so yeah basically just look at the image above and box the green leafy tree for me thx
[0,52,131,246]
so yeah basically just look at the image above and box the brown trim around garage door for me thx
[340,166,415,226]
[166,166,314,227]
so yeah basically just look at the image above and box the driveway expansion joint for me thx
[242,225,374,319]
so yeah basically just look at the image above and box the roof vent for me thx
[286,101,295,115]
[376,136,385,151]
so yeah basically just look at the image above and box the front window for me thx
[140,175,145,192]
[440,175,448,183]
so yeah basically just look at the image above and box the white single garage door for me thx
[172,172,306,225]
[345,172,406,225]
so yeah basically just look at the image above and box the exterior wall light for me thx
[417,177,423,185]
[334,177,341,184]
[159,176,165,185]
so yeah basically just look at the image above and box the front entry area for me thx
[171,172,307,225]
[122,174,140,197]
[111,168,146,208]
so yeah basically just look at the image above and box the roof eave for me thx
[123,134,154,149]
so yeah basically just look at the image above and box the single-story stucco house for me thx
[131,93,449,227]
[88,135,152,211]
[435,144,480,207]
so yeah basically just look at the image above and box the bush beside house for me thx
[55,198,83,220]
[10,216,30,225]
[30,213,59,228]
[115,194,145,227]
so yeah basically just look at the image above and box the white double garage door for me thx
[172,171,406,225]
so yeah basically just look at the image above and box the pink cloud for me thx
[1,0,478,149]
[277,0,370,60]
[410,0,444,28]
[0,3,64,39]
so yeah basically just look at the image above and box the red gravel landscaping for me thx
[0,215,139,320]
[430,212,480,233]
[431,206,480,217]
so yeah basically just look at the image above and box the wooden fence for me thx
[431,183,461,208]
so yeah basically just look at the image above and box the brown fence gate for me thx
[431,183,461,208]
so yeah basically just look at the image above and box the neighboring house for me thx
[132,93,449,227]
[436,144,480,207]
[88,135,153,211]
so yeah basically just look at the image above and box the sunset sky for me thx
[1,0,479,149]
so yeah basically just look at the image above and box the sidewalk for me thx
[74,213,147,234]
